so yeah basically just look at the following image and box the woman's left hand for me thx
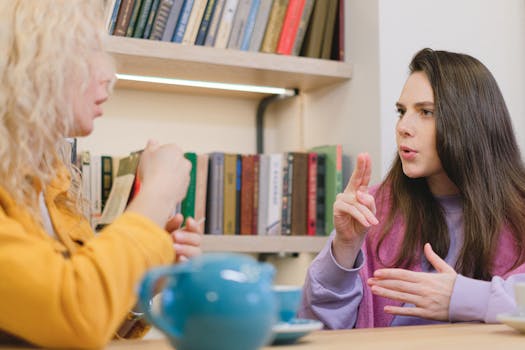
[367,243,458,321]
[165,213,203,262]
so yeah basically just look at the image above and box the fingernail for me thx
[173,243,182,251]
[175,232,184,240]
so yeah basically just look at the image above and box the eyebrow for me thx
[395,101,434,108]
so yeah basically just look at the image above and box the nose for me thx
[396,112,415,137]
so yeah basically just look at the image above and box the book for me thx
[101,155,114,211]
[98,152,141,226]
[223,153,237,235]
[143,0,162,38]
[309,144,342,235]
[331,0,344,61]
[133,0,154,38]
[240,154,255,235]
[301,0,328,58]
[113,0,136,36]
[181,152,198,223]
[252,154,260,235]
[235,154,242,234]
[79,151,92,220]
[203,0,226,46]
[149,0,175,40]
[275,0,305,55]
[315,153,326,235]
[161,0,185,41]
[290,152,307,235]
[247,0,273,51]
[306,152,317,236]
[106,0,122,34]
[90,154,103,229]
[227,0,253,50]
[239,0,261,50]
[260,0,288,53]
[257,154,270,235]
[320,0,338,59]
[280,152,293,235]
[194,153,209,232]
[205,152,224,234]
[195,0,218,45]
[126,0,143,36]
[182,0,208,44]
[172,0,195,43]
[291,0,314,56]
[213,0,239,48]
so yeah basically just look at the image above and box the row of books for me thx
[105,0,344,60]
[78,145,349,235]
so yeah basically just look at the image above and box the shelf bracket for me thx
[256,89,299,154]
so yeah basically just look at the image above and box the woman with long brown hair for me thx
[300,48,525,328]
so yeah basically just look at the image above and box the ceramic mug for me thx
[273,285,302,323]
[139,253,278,350]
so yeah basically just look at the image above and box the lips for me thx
[399,145,417,160]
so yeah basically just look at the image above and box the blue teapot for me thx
[139,253,277,350]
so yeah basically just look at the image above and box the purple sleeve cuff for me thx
[309,235,364,293]
[449,274,491,322]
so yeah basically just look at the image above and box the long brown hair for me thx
[377,48,525,280]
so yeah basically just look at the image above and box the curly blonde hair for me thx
[0,0,111,217]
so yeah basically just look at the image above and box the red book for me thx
[306,152,317,236]
[276,0,305,55]
[252,154,260,235]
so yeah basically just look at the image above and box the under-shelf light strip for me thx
[116,73,296,96]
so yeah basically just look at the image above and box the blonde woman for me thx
[0,1,202,348]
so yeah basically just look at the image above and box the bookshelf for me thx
[106,36,352,98]
[103,36,352,254]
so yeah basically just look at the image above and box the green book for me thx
[181,152,198,224]
[126,0,144,36]
[133,0,154,38]
[308,144,342,235]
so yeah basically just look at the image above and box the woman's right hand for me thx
[332,153,378,268]
[127,140,191,228]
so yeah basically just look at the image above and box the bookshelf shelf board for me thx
[201,235,328,253]
[107,36,353,97]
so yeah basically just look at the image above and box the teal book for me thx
[133,0,154,38]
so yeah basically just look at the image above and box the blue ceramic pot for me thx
[139,253,277,350]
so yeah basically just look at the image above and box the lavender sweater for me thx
[299,192,525,328]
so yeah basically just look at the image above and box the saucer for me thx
[497,312,525,333]
[270,318,323,345]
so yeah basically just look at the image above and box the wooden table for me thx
[104,323,524,350]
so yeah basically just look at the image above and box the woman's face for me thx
[71,53,113,137]
[396,72,453,192]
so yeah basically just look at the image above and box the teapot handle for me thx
[138,266,183,338]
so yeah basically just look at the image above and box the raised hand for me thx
[367,243,457,321]
[332,153,378,268]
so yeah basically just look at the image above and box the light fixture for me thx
[116,73,297,96]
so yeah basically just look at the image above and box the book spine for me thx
[260,0,288,53]
[266,153,283,235]
[133,0,154,38]
[257,155,269,235]
[204,0,227,46]
[205,152,224,235]
[235,155,242,234]
[161,0,185,41]
[315,153,326,235]
[337,0,344,61]
[306,152,317,236]
[239,0,261,51]
[213,0,239,48]
[143,0,162,38]
[281,152,293,235]
[194,153,209,232]
[248,0,273,51]
[113,0,136,36]
[275,0,305,55]
[150,0,175,40]
[290,152,307,235]
[302,0,328,58]
[182,0,208,44]
[181,152,198,222]
[320,0,338,59]
[172,0,195,43]
[101,155,114,212]
[195,0,218,45]
[106,0,121,34]
[252,154,260,235]
[227,0,253,49]
[291,0,314,56]
[126,0,143,36]
[223,154,237,235]
[240,155,255,235]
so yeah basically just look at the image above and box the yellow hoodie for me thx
[0,166,174,349]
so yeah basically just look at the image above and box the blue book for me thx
[172,0,195,42]
[143,0,161,38]
[240,0,260,50]
[161,0,185,41]
[108,0,123,34]
[195,0,218,45]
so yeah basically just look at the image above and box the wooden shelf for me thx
[201,235,328,253]
[106,36,352,97]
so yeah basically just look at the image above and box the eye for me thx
[421,109,434,117]
[396,107,406,118]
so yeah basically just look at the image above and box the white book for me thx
[227,0,253,49]
[257,154,269,235]
[182,0,208,44]
[266,153,283,236]
[214,0,240,48]
[204,0,227,46]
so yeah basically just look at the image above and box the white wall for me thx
[378,0,525,176]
